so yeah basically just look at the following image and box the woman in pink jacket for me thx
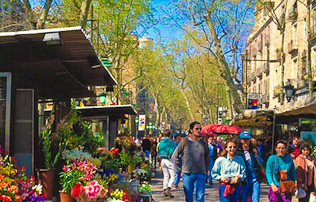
[295,143,316,202]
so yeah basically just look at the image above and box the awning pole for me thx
[271,114,276,154]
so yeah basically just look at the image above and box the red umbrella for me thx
[201,124,219,136]
[213,125,244,135]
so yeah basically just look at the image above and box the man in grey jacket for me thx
[172,121,210,202]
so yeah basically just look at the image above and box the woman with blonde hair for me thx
[212,139,246,202]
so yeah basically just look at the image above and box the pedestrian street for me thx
[151,171,298,202]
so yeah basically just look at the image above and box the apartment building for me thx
[243,0,316,112]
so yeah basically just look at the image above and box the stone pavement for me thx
[151,171,298,202]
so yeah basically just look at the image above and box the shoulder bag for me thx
[276,156,296,193]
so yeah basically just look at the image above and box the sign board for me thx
[138,115,146,131]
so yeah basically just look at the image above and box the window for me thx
[292,22,298,46]
[292,57,298,80]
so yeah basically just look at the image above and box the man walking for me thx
[158,129,177,198]
[172,121,210,202]
[142,134,151,158]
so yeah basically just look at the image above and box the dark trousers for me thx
[299,185,314,202]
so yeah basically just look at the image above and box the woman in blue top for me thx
[237,131,261,202]
[212,139,246,202]
[266,140,296,202]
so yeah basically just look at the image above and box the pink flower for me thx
[84,180,101,199]
[62,165,70,172]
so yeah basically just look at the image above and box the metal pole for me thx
[245,50,248,109]
[271,114,276,154]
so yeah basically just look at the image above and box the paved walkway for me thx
[151,171,298,202]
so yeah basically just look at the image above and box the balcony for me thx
[288,40,298,55]
[273,85,281,97]
[264,62,269,75]
[288,5,297,21]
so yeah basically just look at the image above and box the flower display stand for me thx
[138,194,152,202]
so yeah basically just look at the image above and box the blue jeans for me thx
[183,173,206,202]
[218,184,241,202]
[144,150,149,158]
[240,180,260,202]
[174,160,182,184]
[208,157,214,183]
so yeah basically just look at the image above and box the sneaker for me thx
[164,188,174,198]
[175,184,179,189]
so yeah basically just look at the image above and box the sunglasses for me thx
[194,128,202,130]
[228,146,236,149]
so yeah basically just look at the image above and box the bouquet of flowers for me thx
[59,160,98,193]
[138,182,152,195]
[133,169,149,179]
[62,148,100,166]
[109,189,130,202]
[0,145,45,202]
[71,180,108,202]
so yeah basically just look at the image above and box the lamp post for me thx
[98,91,107,104]
[284,79,295,102]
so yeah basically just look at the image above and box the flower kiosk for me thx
[0,27,153,202]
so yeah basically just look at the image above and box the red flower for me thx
[63,165,70,172]
[72,184,83,198]
[21,166,26,171]
[2,195,11,202]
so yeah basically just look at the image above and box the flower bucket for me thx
[129,180,139,192]
[138,194,152,202]
[60,191,74,202]
[37,169,55,200]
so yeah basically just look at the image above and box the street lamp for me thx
[284,79,295,102]
[98,91,107,104]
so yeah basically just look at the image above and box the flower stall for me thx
[0,145,45,202]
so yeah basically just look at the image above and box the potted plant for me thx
[59,160,98,202]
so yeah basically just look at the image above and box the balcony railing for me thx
[288,40,298,54]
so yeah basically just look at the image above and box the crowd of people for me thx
[134,121,315,202]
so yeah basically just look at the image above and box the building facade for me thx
[244,0,316,112]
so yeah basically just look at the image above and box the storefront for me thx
[0,27,117,175]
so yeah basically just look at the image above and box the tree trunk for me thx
[180,88,195,121]
[36,0,53,29]
[80,0,93,30]
[204,15,243,113]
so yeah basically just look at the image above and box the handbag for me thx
[276,156,296,193]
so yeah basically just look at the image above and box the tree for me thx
[161,0,254,115]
